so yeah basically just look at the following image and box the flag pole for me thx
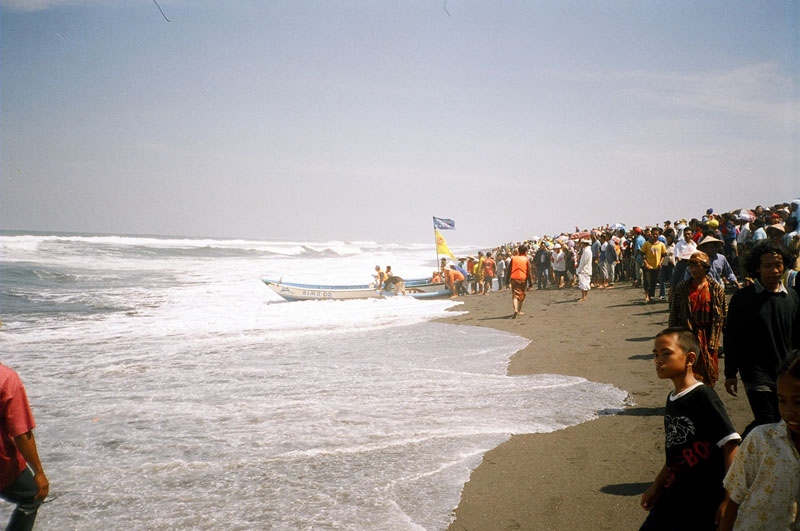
[433,217,441,271]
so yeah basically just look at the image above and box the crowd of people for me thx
[445,201,798,300]
[440,198,800,530]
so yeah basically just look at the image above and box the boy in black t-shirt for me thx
[640,328,741,530]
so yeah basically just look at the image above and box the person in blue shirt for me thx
[633,228,646,287]
[751,219,767,242]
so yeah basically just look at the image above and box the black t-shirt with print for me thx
[651,383,738,528]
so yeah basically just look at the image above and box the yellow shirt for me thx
[640,241,667,270]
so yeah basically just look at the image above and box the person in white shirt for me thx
[552,244,566,288]
[670,229,697,305]
[577,239,592,301]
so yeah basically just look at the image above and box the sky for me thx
[2,0,799,245]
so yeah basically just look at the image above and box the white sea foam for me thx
[1,232,628,530]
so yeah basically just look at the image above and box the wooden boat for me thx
[262,278,451,301]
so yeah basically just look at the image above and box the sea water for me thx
[0,232,627,530]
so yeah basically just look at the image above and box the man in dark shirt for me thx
[724,241,800,436]
[534,242,552,290]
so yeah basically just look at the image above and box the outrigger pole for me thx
[434,221,440,271]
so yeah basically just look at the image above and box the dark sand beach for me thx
[442,283,751,531]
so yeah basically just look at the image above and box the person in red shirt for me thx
[1,363,49,530]
[482,252,496,295]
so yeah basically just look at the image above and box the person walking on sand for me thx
[723,240,800,437]
[506,244,532,318]
[640,328,740,530]
[1,362,50,531]
[577,238,592,301]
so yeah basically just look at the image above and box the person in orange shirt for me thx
[505,245,532,318]
[373,265,387,287]
[445,266,465,298]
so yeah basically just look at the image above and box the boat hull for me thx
[262,278,451,301]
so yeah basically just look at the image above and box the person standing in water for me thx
[1,362,49,531]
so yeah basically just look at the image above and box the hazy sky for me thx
[2,1,798,245]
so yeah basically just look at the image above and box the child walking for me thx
[640,328,741,530]
[719,354,800,530]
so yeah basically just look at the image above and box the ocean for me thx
[0,232,627,530]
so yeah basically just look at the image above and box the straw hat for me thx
[697,235,723,246]
[767,223,786,234]
[689,251,710,266]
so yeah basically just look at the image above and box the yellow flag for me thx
[435,229,456,260]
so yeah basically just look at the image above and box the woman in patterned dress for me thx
[668,251,727,386]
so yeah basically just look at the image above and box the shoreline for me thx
[439,284,752,531]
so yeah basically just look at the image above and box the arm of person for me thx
[722,294,742,397]
[724,375,739,397]
[717,500,739,531]
[722,260,741,289]
[13,430,49,501]
[667,285,680,327]
[714,440,739,526]
[640,463,668,511]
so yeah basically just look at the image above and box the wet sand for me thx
[440,283,751,531]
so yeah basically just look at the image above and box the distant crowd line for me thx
[440,199,800,300]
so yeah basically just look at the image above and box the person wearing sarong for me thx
[577,239,592,301]
[668,251,727,386]
[505,244,532,318]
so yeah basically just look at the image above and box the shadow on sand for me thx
[476,315,518,321]
[606,302,645,308]
[625,336,655,342]
[600,482,651,496]
[631,309,669,317]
